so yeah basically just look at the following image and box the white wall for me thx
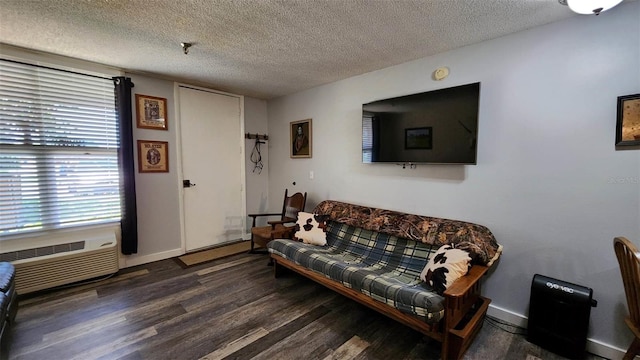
[244,97,271,229]
[266,2,640,355]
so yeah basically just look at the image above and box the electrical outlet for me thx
[309,171,314,180]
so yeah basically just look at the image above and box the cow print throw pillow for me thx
[294,212,328,246]
[420,244,472,295]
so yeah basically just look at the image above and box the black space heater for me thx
[527,274,597,359]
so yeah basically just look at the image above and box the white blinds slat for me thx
[0,59,121,236]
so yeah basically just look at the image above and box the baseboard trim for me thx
[119,248,184,268]
[487,304,626,360]
[585,338,629,360]
[487,304,528,328]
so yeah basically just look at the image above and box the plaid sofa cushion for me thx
[268,221,446,323]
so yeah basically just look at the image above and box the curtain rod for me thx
[0,58,112,81]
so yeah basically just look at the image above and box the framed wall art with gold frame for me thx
[137,140,169,173]
[135,94,168,130]
[290,118,312,158]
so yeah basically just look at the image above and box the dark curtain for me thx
[113,77,138,255]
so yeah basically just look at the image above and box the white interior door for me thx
[179,86,245,251]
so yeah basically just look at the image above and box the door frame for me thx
[174,83,247,254]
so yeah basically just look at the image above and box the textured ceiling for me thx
[0,0,587,99]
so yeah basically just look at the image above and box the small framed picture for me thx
[616,93,640,146]
[135,94,168,130]
[290,119,312,158]
[137,140,169,173]
[405,127,433,149]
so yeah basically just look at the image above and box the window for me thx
[0,59,121,236]
[362,115,373,163]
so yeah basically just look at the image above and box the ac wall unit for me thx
[10,234,119,295]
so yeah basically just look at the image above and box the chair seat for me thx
[252,224,293,247]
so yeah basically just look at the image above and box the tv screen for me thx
[362,82,480,165]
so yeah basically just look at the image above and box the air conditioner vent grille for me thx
[11,238,118,295]
[0,241,85,262]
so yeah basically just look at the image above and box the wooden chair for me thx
[614,236,640,360]
[248,189,306,253]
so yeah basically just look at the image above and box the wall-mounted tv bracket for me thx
[398,163,417,169]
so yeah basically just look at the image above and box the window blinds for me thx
[0,59,121,236]
[362,115,373,163]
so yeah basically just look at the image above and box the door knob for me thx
[183,179,196,188]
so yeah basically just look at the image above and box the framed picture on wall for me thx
[135,94,168,130]
[616,93,640,146]
[290,118,312,158]
[137,140,169,173]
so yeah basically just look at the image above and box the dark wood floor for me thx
[4,252,605,360]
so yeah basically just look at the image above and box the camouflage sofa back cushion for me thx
[313,200,502,266]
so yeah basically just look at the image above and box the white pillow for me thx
[294,212,327,246]
[420,244,471,295]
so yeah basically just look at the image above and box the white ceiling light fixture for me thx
[558,0,624,15]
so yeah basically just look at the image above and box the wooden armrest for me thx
[267,217,296,226]
[444,265,489,298]
[248,212,282,218]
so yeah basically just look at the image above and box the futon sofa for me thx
[267,200,502,360]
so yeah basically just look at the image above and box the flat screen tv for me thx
[362,82,480,165]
